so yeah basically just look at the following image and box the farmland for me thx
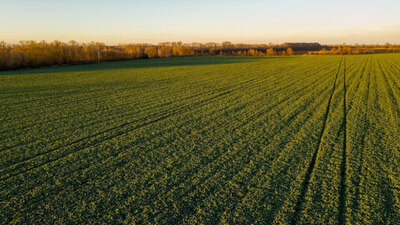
[1,55,399,224]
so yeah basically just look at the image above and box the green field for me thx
[1,55,400,224]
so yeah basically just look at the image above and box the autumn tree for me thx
[144,46,158,58]
[158,46,172,58]
[330,48,338,55]
[266,48,276,56]
[286,48,294,56]
[222,41,234,49]
[248,49,257,56]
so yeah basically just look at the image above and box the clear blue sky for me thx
[1,0,400,44]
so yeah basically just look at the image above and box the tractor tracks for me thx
[338,57,348,225]
[291,56,344,224]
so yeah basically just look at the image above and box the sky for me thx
[1,0,400,45]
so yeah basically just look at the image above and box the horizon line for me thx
[2,40,400,46]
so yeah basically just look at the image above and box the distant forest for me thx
[1,41,400,71]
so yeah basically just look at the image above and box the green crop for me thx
[1,55,399,224]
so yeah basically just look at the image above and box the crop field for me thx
[1,55,400,224]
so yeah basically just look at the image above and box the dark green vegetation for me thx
[1,55,399,224]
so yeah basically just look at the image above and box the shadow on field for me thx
[0,56,292,76]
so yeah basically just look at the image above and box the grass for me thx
[1,55,399,224]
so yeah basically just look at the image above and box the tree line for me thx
[308,44,400,55]
[1,40,399,71]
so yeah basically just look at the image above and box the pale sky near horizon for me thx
[1,0,400,44]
